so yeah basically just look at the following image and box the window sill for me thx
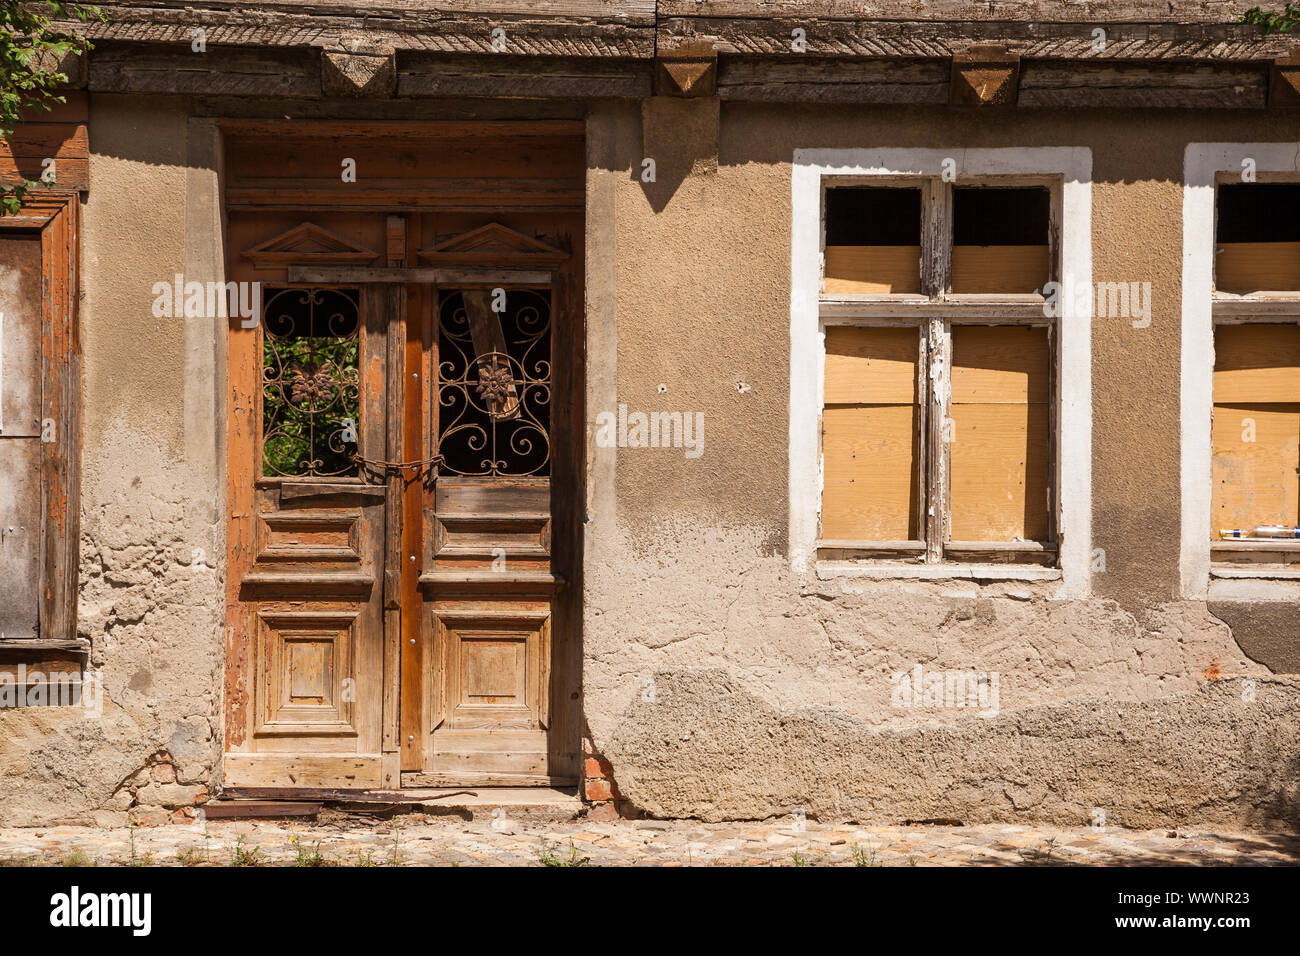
[1210,566,1300,580]
[815,561,1060,582]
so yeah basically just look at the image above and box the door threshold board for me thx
[219,785,581,809]
[401,772,577,788]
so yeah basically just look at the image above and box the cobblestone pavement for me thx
[1,815,1298,866]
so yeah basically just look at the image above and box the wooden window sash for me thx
[1208,311,1300,561]
[818,176,1060,565]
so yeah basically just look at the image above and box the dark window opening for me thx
[1217,183,1300,243]
[953,187,1049,246]
[436,288,552,477]
[825,187,922,246]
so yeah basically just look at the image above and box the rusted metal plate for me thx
[0,234,42,437]
[0,438,41,640]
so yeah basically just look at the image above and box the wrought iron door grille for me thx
[261,287,361,478]
[436,288,551,477]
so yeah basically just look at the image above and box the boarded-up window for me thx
[821,326,920,540]
[1212,324,1300,536]
[823,188,921,295]
[1215,184,1300,294]
[949,326,1050,541]
[951,187,1050,294]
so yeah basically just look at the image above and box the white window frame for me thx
[1181,142,1300,601]
[790,147,1093,598]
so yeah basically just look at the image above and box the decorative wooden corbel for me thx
[322,38,397,98]
[655,38,718,98]
[1269,52,1300,109]
[950,44,1020,107]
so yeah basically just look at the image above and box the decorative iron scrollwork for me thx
[436,289,551,477]
[261,287,361,478]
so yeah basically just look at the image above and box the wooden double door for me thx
[224,211,583,790]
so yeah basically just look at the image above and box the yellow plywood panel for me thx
[1212,402,1300,536]
[824,325,919,405]
[949,403,1050,542]
[951,245,1050,294]
[1215,242,1300,294]
[1213,324,1300,404]
[824,245,922,295]
[822,404,919,540]
[951,326,1050,404]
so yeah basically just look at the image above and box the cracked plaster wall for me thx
[581,101,1300,826]
[0,97,225,826]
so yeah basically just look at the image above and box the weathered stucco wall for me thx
[4,92,1298,829]
[583,101,1300,827]
[0,96,226,826]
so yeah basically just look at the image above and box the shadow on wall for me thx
[636,97,719,214]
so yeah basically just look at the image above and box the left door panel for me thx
[225,285,389,789]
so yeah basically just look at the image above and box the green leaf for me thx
[1,1,100,213]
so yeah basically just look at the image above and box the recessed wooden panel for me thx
[1216,242,1300,294]
[256,610,359,735]
[287,639,334,705]
[824,325,918,405]
[461,637,527,704]
[824,246,921,295]
[822,404,919,541]
[257,511,361,563]
[432,609,550,751]
[950,326,1050,542]
[1213,324,1300,404]
[951,245,1050,294]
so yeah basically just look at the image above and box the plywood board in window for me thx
[824,245,921,295]
[949,403,1050,542]
[951,325,1050,404]
[1215,242,1300,294]
[950,245,1050,294]
[1213,324,1300,404]
[824,325,918,405]
[822,404,919,541]
[1212,403,1300,535]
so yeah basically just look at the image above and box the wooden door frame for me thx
[224,260,584,788]
[221,120,585,790]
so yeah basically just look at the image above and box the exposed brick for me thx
[136,782,204,807]
[128,805,171,827]
[585,756,614,779]
[584,778,614,802]
[151,763,176,783]
[585,801,619,822]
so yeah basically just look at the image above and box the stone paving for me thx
[1,814,1298,866]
